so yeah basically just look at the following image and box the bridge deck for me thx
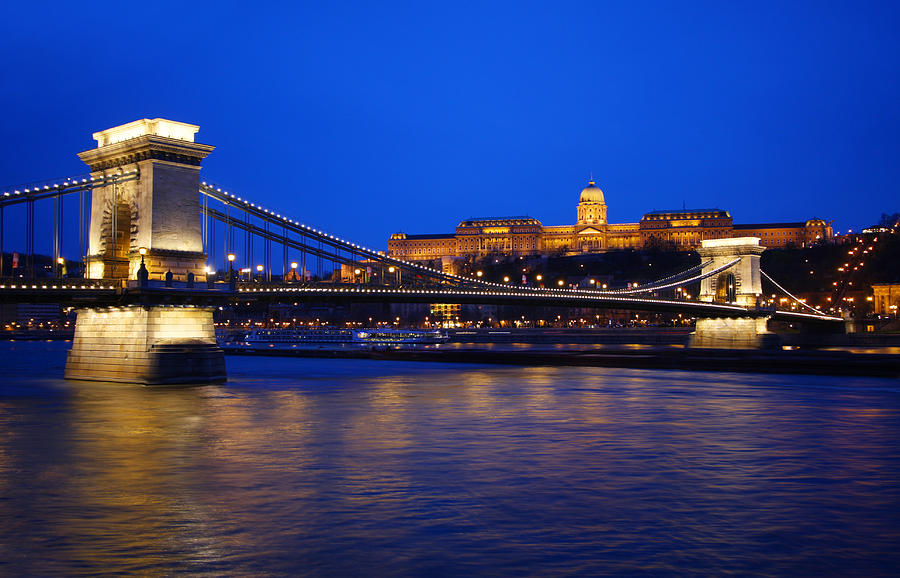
[0,279,842,322]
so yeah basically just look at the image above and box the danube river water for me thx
[1,341,899,576]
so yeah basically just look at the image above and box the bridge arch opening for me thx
[715,272,736,303]
[98,199,133,279]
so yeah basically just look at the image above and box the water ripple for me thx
[0,342,898,575]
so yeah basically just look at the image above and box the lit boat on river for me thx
[242,327,449,347]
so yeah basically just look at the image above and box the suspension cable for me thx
[601,260,711,294]
[760,269,829,316]
[607,258,741,295]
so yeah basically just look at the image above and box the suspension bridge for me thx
[0,119,841,383]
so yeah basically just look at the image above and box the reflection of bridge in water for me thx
[0,119,841,383]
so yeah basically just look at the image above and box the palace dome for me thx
[579,180,605,204]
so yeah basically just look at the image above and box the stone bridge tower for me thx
[78,118,213,281]
[66,119,224,384]
[696,237,764,307]
[690,237,778,348]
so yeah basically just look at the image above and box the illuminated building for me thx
[732,220,832,247]
[872,284,900,315]
[387,179,833,262]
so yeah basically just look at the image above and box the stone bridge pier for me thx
[65,119,225,384]
[689,237,780,349]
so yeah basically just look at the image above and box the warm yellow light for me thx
[256,265,264,272]
[388,266,395,273]
[57,257,64,265]
[139,247,147,256]
[291,262,298,269]
[557,280,564,286]
[354,268,362,275]
[476,271,483,277]
[227,253,236,262]
[503,276,510,283]
[536,274,542,281]
[589,279,595,284]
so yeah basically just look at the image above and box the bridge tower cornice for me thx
[696,243,765,259]
[77,134,215,172]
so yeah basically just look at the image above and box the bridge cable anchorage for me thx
[760,269,830,317]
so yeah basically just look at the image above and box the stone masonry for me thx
[66,306,226,384]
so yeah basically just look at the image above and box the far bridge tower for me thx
[689,237,779,349]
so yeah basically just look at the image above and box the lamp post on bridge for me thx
[227,253,236,280]
[227,253,236,290]
[290,261,298,283]
[137,247,148,287]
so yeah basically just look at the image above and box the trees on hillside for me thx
[878,212,900,228]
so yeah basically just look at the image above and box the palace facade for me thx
[387,180,832,262]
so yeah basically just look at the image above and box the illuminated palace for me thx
[388,180,832,263]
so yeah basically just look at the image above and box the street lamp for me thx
[535,274,542,281]
[476,270,483,278]
[56,257,64,278]
[137,247,148,285]
[256,264,263,282]
[290,261,298,282]
[227,253,236,281]
[557,279,565,287]
[503,276,510,283]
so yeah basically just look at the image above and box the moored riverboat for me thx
[240,327,449,349]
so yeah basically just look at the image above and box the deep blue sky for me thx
[1,1,898,251]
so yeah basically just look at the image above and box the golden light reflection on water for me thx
[1,343,899,575]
